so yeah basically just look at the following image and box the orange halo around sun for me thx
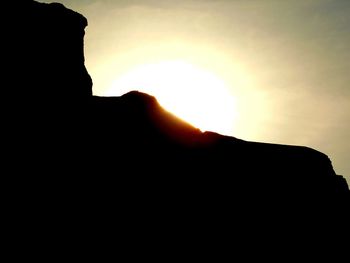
[105,60,237,136]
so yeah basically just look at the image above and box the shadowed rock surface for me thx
[5,0,349,258]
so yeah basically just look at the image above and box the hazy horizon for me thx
[40,0,350,184]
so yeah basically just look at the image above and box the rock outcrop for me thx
[5,0,349,257]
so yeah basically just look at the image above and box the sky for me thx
[40,0,350,185]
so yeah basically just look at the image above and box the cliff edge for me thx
[4,0,349,257]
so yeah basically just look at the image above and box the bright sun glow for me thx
[105,60,237,135]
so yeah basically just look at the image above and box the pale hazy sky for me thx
[41,0,350,184]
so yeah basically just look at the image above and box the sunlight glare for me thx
[105,60,237,135]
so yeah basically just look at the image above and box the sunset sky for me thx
[41,0,350,184]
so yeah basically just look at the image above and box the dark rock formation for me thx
[5,0,349,257]
[13,0,92,100]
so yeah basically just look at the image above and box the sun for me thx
[105,60,237,135]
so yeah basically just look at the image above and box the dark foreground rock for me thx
[4,0,349,259]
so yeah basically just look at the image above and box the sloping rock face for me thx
[5,0,349,257]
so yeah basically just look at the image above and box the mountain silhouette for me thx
[5,0,349,258]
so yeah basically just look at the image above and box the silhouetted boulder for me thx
[5,0,349,256]
[9,0,92,103]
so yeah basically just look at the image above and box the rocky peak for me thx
[9,0,92,103]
